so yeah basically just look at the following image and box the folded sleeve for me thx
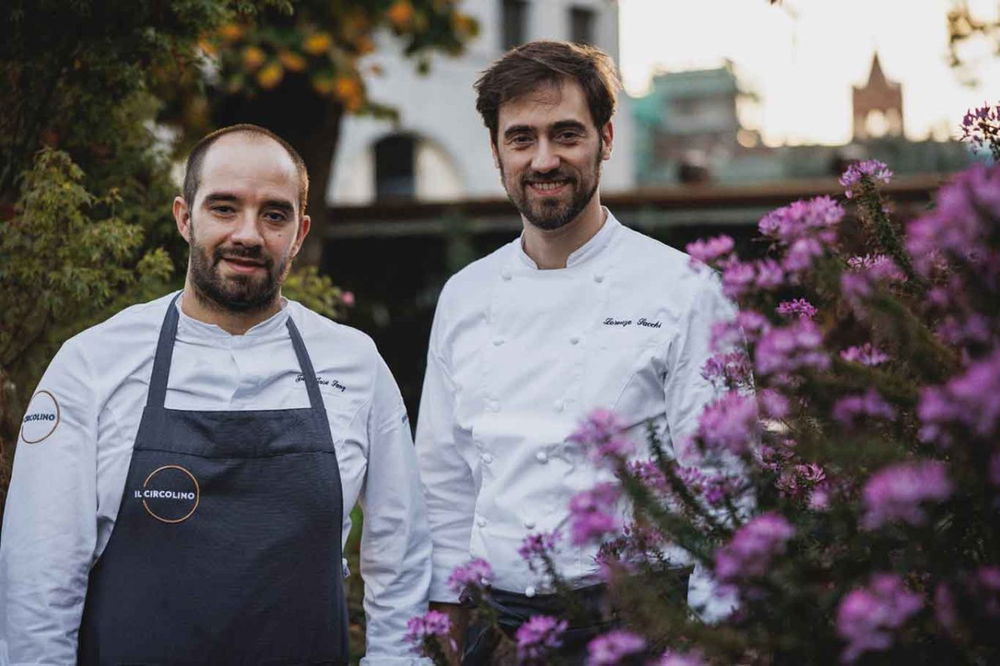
[0,339,99,664]
[358,354,433,666]
[414,305,476,604]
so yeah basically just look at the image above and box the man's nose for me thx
[230,211,264,245]
[530,139,560,173]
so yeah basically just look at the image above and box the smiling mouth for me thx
[219,256,266,273]
[527,180,571,193]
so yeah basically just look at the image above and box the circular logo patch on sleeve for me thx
[140,465,201,524]
[20,390,61,444]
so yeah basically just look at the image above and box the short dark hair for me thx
[182,124,309,214]
[474,41,621,145]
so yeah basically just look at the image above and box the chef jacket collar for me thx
[174,292,290,344]
[514,207,621,270]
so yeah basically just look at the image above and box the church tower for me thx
[853,53,904,140]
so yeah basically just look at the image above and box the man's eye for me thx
[264,211,287,222]
[558,132,582,142]
[212,205,235,214]
[510,135,533,146]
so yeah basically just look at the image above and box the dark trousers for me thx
[462,584,613,665]
[461,568,692,666]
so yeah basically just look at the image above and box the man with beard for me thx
[0,125,431,665]
[415,42,737,663]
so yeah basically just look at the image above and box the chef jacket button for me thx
[501,270,512,281]
[536,450,549,464]
[554,400,565,412]
[493,337,504,346]
[594,274,604,283]
[524,519,536,530]
[525,586,537,598]
[477,516,487,527]
[570,336,580,345]
[482,453,494,464]
[488,400,500,412]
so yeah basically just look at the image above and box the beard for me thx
[188,231,287,315]
[502,140,603,231]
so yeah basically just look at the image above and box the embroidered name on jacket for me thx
[603,317,662,329]
[296,373,346,392]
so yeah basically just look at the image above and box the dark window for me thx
[501,0,528,50]
[569,6,595,45]
[374,134,416,200]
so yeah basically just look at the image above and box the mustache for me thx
[213,245,271,268]
[523,170,575,185]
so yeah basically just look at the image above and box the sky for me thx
[618,0,1000,146]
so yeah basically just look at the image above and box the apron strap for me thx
[285,317,328,415]
[147,293,182,409]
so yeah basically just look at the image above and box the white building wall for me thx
[328,0,634,205]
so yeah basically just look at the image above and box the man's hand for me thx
[430,601,468,666]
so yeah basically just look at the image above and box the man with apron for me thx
[1,125,431,664]
[415,42,737,663]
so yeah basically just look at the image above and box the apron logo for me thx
[20,390,61,444]
[137,465,201,524]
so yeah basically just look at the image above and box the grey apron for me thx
[78,295,348,665]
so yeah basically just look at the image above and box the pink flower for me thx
[404,610,454,655]
[861,460,952,530]
[710,310,770,351]
[696,391,759,455]
[906,164,1000,277]
[701,351,753,389]
[757,388,791,420]
[340,290,355,307]
[569,409,635,464]
[755,320,830,379]
[586,630,647,666]
[832,389,896,427]
[840,159,893,198]
[714,512,794,584]
[569,483,621,545]
[839,343,889,366]
[917,349,1000,446]
[446,558,494,597]
[836,574,921,662]
[518,531,561,570]
[758,195,844,244]
[516,615,568,664]
[777,298,818,320]
[686,234,735,266]
[656,651,706,666]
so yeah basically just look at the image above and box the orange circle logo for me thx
[20,390,61,444]
[140,465,200,524]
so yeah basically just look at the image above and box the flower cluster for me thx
[754,319,829,380]
[836,574,922,662]
[569,408,635,465]
[586,630,647,666]
[832,389,896,427]
[917,348,1000,446]
[839,159,893,198]
[714,513,794,585]
[656,651,706,666]
[695,391,759,455]
[776,298,818,320]
[515,615,568,664]
[686,234,735,266]
[840,343,890,366]
[404,610,453,656]
[518,530,560,572]
[446,557,494,597]
[701,350,753,390]
[568,483,622,545]
[960,102,1000,161]
[861,460,952,530]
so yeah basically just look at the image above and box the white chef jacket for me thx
[0,292,431,666]
[415,211,736,605]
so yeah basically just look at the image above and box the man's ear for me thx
[291,214,311,258]
[173,196,192,243]
[489,139,500,170]
[600,121,614,161]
